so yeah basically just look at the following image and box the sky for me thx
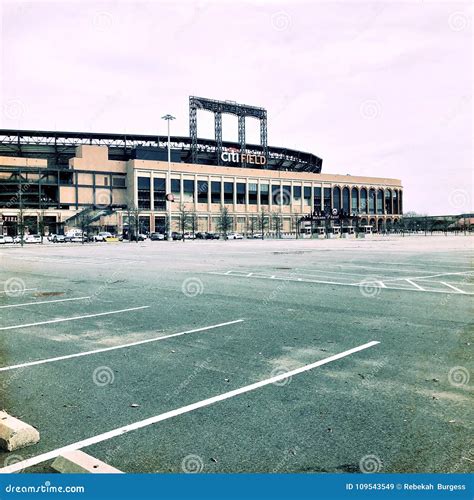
[0,0,472,215]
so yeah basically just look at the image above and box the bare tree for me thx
[247,216,257,238]
[217,205,233,239]
[257,208,268,240]
[271,211,282,239]
[178,203,191,242]
[189,210,198,238]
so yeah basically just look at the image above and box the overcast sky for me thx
[1,0,472,215]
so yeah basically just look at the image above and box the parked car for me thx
[13,236,22,244]
[227,232,243,240]
[183,232,196,240]
[252,233,263,239]
[24,234,42,244]
[0,235,14,244]
[206,232,220,240]
[129,233,147,241]
[94,232,113,242]
[51,234,66,243]
[171,232,183,241]
[150,232,165,241]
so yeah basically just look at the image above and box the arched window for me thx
[333,186,341,211]
[393,190,399,215]
[385,190,392,214]
[360,188,368,214]
[351,187,359,213]
[377,189,384,214]
[342,187,350,213]
[369,188,376,214]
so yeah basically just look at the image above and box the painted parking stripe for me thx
[0,296,91,310]
[440,282,467,294]
[0,306,150,332]
[405,279,425,291]
[0,340,379,473]
[209,271,474,295]
[0,319,244,372]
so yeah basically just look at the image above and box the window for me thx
[249,183,258,205]
[282,185,291,205]
[197,181,208,203]
[260,183,269,205]
[303,186,311,206]
[360,188,368,214]
[399,191,403,214]
[236,183,246,204]
[369,189,376,214]
[393,190,399,214]
[137,177,151,210]
[272,185,281,205]
[211,181,221,204]
[323,187,331,212]
[153,178,166,210]
[351,188,359,212]
[377,189,384,214]
[224,182,234,204]
[183,179,194,203]
[104,176,109,186]
[112,176,126,188]
[171,179,181,201]
[313,187,321,212]
[384,190,392,214]
[333,186,341,211]
[293,185,302,203]
[342,187,350,213]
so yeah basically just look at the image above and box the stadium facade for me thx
[0,97,403,236]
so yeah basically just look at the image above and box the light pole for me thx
[162,114,175,240]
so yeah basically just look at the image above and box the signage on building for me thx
[221,149,266,166]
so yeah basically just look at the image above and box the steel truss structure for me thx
[189,96,268,166]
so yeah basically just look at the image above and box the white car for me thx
[183,232,196,240]
[0,235,14,244]
[94,232,113,242]
[227,232,243,240]
[24,234,42,244]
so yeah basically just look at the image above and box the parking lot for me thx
[0,235,472,474]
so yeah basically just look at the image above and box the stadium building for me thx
[0,96,403,237]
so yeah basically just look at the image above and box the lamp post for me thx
[161,114,175,240]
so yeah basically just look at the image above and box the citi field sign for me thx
[221,148,267,166]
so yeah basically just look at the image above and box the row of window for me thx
[137,177,403,215]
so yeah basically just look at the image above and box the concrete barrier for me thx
[51,450,122,473]
[0,411,40,451]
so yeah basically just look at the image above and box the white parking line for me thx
[0,306,150,331]
[210,271,474,295]
[405,279,425,291]
[0,319,244,372]
[440,282,467,294]
[0,296,91,310]
[0,340,379,473]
